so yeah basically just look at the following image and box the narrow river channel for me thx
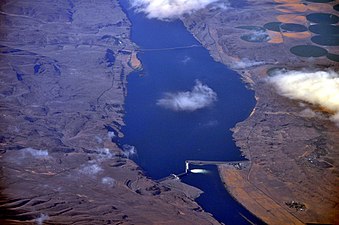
[119,1,265,224]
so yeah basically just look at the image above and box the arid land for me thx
[181,0,339,224]
[0,1,220,224]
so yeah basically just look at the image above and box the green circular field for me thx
[327,53,339,62]
[280,23,308,32]
[263,22,282,32]
[309,24,339,35]
[290,45,328,57]
[311,35,339,46]
[306,13,339,24]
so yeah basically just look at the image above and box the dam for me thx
[185,160,248,173]
[156,160,249,182]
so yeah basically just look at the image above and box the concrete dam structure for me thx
[185,160,248,174]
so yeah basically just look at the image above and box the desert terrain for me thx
[0,1,220,224]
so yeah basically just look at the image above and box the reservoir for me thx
[119,1,264,224]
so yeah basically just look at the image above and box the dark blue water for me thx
[119,1,264,225]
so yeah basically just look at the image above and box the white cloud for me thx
[268,70,339,125]
[22,147,49,158]
[129,0,227,20]
[157,80,217,112]
[102,177,116,187]
[79,164,103,176]
[231,58,265,69]
[250,31,270,42]
[121,144,137,158]
[35,214,49,225]
[107,131,116,139]
[95,148,115,160]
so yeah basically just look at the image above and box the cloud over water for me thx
[157,80,217,112]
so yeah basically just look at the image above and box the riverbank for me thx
[118,0,267,223]
[229,66,339,224]
[181,0,339,224]
[218,164,304,225]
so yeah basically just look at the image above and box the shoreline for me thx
[217,164,304,225]
[181,0,339,224]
